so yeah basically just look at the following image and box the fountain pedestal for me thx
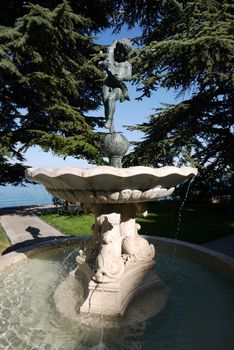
[75,203,157,316]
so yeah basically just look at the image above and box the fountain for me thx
[26,39,197,319]
[1,39,234,349]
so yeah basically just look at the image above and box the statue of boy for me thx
[99,39,132,133]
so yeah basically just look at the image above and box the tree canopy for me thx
[1,0,233,197]
[119,0,234,198]
[0,1,109,185]
[0,0,114,31]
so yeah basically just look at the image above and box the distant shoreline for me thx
[0,183,52,209]
[0,204,57,215]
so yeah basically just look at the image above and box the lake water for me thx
[0,183,53,209]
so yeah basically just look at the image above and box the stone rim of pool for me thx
[1,236,234,281]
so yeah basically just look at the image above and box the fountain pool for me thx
[0,238,234,350]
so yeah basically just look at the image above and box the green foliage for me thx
[0,1,106,184]
[0,154,27,185]
[119,0,234,197]
[0,0,115,32]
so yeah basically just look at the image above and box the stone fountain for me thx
[26,39,197,319]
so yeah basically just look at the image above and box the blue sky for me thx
[24,27,182,168]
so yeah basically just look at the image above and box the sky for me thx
[23,26,182,169]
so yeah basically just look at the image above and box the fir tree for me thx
[0,1,106,185]
[116,0,234,198]
[0,0,115,31]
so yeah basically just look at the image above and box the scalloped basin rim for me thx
[26,165,198,178]
[26,166,198,202]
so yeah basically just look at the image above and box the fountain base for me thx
[79,260,160,316]
[54,260,168,325]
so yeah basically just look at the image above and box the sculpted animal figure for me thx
[94,214,124,283]
[122,223,155,262]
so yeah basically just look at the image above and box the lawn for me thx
[137,201,234,244]
[41,212,95,236]
[0,226,9,254]
[41,201,234,244]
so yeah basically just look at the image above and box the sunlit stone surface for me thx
[26,166,197,203]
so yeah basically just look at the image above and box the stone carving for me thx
[77,228,100,268]
[26,166,197,204]
[103,132,130,168]
[94,213,125,283]
[122,223,155,262]
[120,203,155,263]
[90,203,156,283]
[99,39,132,133]
[79,203,155,283]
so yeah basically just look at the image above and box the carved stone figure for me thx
[122,223,155,262]
[94,212,125,283]
[99,38,132,133]
[120,204,155,263]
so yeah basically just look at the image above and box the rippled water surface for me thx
[0,184,52,209]
[0,246,234,350]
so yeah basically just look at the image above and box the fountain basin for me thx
[0,237,234,350]
[26,166,197,203]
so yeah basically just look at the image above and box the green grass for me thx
[41,213,95,236]
[0,226,9,254]
[41,201,234,244]
[137,201,234,244]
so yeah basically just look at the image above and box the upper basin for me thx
[26,166,197,204]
